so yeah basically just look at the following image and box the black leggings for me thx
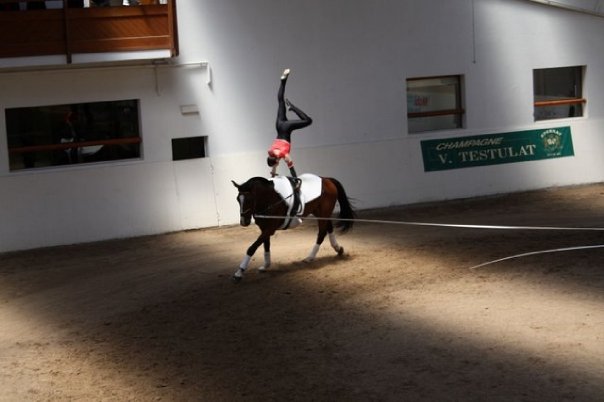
[275,77,312,141]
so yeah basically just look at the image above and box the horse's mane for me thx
[238,176,274,192]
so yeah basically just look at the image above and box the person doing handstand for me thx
[267,68,312,179]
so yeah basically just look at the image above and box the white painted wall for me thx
[1,0,604,252]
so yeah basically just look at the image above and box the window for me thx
[6,99,141,171]
[533,66,585,121]
[172,136,207,161]
[407,75,464,134]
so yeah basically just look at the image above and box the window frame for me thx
[533,65,586,122]
[5,98,143,171]
[406,74,465,134]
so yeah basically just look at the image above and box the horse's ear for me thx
[231,180,240,189]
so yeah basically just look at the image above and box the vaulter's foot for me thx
[281,68,290,80]
[286,98,299,112]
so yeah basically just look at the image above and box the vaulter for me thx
[267,68,313,179]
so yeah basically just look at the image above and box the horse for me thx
[231,174,355,282]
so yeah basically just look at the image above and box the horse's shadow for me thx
[257,253,353,278]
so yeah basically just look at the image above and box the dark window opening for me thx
[172,136,206,161]
[6,99,142,171]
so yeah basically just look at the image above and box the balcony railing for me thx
[0,0,178,64]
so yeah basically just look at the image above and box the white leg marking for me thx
[239,254,252,270]
[259,251,271,272]
[304,244,321,263]
[329,232,341,253]
[234,254,252,279]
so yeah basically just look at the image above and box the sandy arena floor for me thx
[1,183,604,401]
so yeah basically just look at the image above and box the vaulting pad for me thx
[270,173,322,216]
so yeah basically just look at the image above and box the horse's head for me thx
[231,177,274,227]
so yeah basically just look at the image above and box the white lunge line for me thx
[469,244,604,270]
[253,214,604,270]
[254,215,604,232]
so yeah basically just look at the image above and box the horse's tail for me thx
[328,177,356,233]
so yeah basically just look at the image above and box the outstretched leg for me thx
[276,69,289,127]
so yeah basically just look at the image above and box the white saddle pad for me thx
[270,173,322,216]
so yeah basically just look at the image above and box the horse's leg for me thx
[303,220,331,263]
[233,231,272,282]
[327,222,345,256]
[303,183,342,262]
[258,237,271,272]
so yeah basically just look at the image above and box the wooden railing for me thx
[0,0,178,61]
[534,98,586,108]
[407,108,466,119]
[8,136,142,154]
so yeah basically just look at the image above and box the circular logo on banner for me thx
[541,129,564,156]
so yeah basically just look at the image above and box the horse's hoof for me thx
[303,257,314,264]
[258,264,270,273]
[337,246,344,256]
[231,274,242,283]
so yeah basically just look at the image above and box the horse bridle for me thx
[238,189,292,219]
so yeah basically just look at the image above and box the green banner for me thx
[421,126,574,172]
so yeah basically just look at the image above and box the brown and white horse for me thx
[231,175,355,282]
